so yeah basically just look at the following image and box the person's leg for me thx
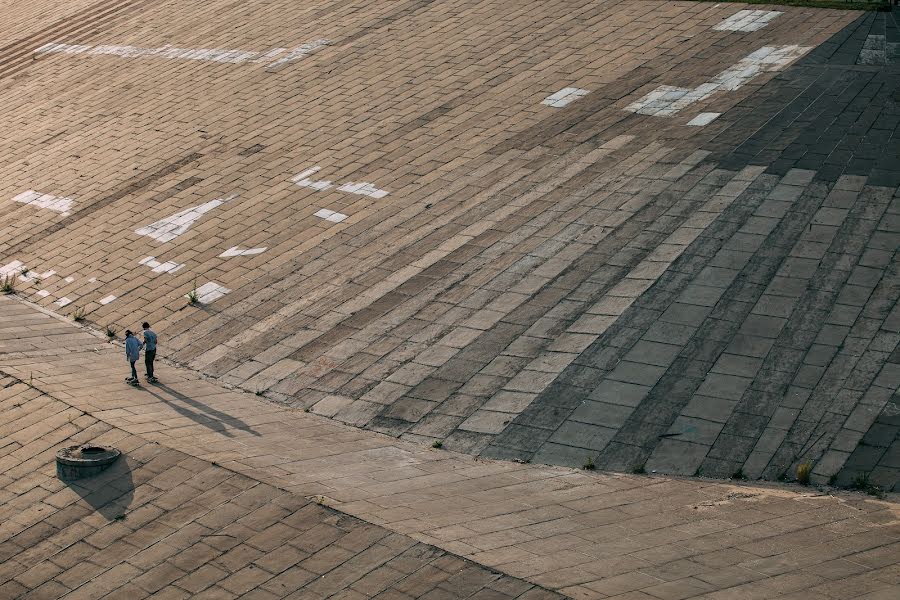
[145,349,155,378]
[130,361,137,381]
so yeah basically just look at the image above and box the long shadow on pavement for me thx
[143,382,261,438]
[64,456,134,521]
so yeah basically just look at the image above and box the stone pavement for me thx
[0,364,561,600]
[2,295,900,599]
[6,0,899,489]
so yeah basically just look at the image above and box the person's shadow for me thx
[64,456,134,521]
[143,383,261,438]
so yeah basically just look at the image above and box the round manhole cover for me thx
[56,445,121,480]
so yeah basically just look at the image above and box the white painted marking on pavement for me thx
[139,256,185,273]
[13,190,73,216]
[626,45,811,116]
[55,297,72,307]
[292,167,333,191]
[36,290,50,298]
[542,87,590,107]
[35,40,329,69]
[99,295,117,305]
[713,10,781,32]
[265,40,331,69]
[219,246,268,257]
[195,282,230,304]
[314,208,348,223]
[337,181,389,198]
[687,113,721,126]
[135,194,237,243]
[293,167,390,198]
[64,276,75,283]
[0,261,25,276]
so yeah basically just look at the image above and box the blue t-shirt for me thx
[143,329,158,351]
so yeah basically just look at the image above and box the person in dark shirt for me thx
[142,322,158,383]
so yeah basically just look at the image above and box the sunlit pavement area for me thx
[1,0,899,597]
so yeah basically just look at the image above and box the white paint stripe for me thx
[541,87,590,107]
[135,194,236,243]
[314,208,348,223]
[219,246,268,257]
[195,282,230,304]
[64,276,75,283]
[251,48,287,63]
[99,295,116,305]
[626,46,810,116]
[55,297,72,307]
[13,190,73,216]
[713,10,781,32]
[39,271,55,279]
[35,40,329,68]
[687,113,721,126]
[36,290,50,298]
[265,40,330,69]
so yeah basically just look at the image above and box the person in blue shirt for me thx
[142,322,158,383]
[124,330,141,385]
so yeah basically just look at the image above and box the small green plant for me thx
[432,440,443,449]
[186,281,199,305]
[106,325,117,338]
[19,267,29,277]
[303,407,311,413]
[113,514,127,521]
[582,456,595,471]
[732,468,747,481]
[693,467,704,477]
[255,390,264,396]
[72,306,85,322]
[632,463,646,474]
[851,472,869,489]
[797,462,812,485]
[1,274,16,294]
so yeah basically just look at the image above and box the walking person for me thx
[142,322,158,383]
[124,330,141,386]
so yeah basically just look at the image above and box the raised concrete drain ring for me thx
[56,445,121,480]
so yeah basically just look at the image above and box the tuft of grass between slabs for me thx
[690,0,891,11]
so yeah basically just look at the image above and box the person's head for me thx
[125,330,133,337]
[142,322,150,329]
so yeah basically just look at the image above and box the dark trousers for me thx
[129,361,137,380]
[145,349,156,378]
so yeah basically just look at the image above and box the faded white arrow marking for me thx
[626,45,810,116]
[220,246,268,257]
[135,194,237,243]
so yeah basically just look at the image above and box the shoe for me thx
[147,377,158,383]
